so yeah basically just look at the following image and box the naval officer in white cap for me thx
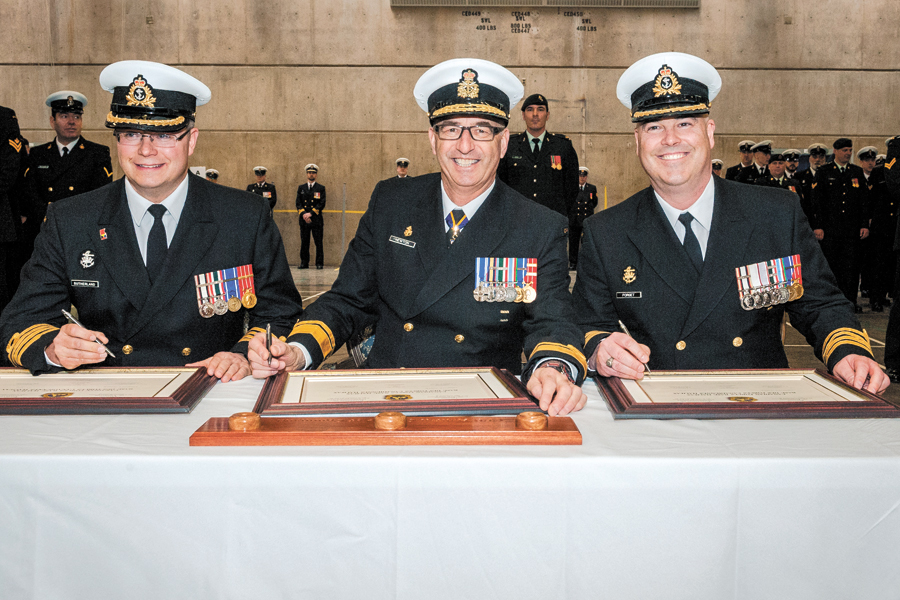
[572,52,888,393]
[0,60,302,379]
[250,58,588,416]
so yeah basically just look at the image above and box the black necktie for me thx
[678,212,703,273]
[532,139,541,156]
[62,147,69,157]
[446,209,468,245]
[146,204,168,283]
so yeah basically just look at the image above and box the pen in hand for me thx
[266,323,272,366]
[61,309,116,358]
[618,319,651,376]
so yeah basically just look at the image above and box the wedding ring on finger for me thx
[605,357,615,369]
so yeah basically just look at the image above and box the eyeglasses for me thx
[114,129,190,148]
[434,124,505,142]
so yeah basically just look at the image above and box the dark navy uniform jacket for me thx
[573,177,873,371]
[288,173,587,382]
[498,131,579,218]
[29,136,113,219]
[0,174,302,373]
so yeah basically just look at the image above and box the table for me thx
[2,377,900,600]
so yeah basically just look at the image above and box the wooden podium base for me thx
[189,411,582,446]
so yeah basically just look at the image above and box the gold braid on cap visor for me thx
[431,103,509,120]
[106,112,186,127]
[632,103,710,119]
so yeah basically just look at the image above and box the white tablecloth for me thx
[2,377,899,600]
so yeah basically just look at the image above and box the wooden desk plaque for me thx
[0,367,216,415]
[253,367,541,416]
[595,368,900,420]
[189,411,582,446]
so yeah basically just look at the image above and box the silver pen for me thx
[61,309,116,358]
[618,319,651,376]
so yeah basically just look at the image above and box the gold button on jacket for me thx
[454,334,465,343]
[122,344,133,355]
[403,323,413,332]
[181,348,191,357]
[675,341,686,351]
[733,337,743,347]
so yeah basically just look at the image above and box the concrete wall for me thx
[2,0,897,264]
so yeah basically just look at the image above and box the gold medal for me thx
[514,287,524,303]
[523,283,536,304]
[242,291,257,309]
[199,303,215,318]
[227,296,242,312]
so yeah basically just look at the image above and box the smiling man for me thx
[571,52,888,393]
[0,61,302,379]
[248,58,588,416]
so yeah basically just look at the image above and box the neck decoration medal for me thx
[735,254,802,311]
[474,257,537,303]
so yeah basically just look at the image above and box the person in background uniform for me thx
[205,168,219,183]
[572,51,887,393]
[296,163,325,269]
[569,166,598,269]
[813,138,871,312]
[735,140,772,184]
[26,91,113,262]
[784,148,801,178]
[880,135,900,381]
[711,159,724,177]
[497,93,579,218]
[0,106,26,312]
[797,143,828,219]
[249,58,589,416]
[0,61,302,379]
[755,151,804,204]
[877,154,886,168]
[725,140,754,180]
[246,166,277,216]
[396,158,410,178]
[858,146,893,312]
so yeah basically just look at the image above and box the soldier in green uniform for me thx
[497,93,579,218]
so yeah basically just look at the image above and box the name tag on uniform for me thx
[616,291,642,299]
[389,235,415,248]
[38,165,50,169]
[71,280,99,288]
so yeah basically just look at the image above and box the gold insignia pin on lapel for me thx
[404,226,412,237]
[623,266,636,284]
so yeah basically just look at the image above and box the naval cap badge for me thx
[126,74,157,108]
[457,69,480,99]
[652,64,682,98]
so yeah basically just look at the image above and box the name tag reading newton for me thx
[616,292,642,299]
[389,235,416,249]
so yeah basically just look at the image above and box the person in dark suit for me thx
[858,146,894,312]
[795,143,829,233]
[396,157,410,178]
[569,166,598,269]
[881,135,900,381]
[246,166,277,215]
[754,151,804,202]
[249,58,589,416]
[812,138,871,311]
[711,159,724,177]
[0,61,302,380]
[734,140,772,184]
[497,93,579,218]
[724,140,754,180]
[0,106,26,312]
[295,163,325,269]
[784,148,801,178]
[572,51,887,393]
[26,91,114,263]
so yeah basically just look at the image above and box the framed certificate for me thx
[594,369,900,419]
[0,367,216,415]
[253,367,538,416]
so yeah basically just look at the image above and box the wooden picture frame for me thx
[594,368,900,419]
[0,367,216,415]
[253,367,539,416]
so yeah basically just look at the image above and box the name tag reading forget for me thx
[616,292,642,299]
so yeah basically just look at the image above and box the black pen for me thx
[61,309,116,358]
[618,319,651,376]
[266,323,272,366]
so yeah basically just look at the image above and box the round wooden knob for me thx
[228,412,261,431]
[515,411,548,431]
[374,411,407,430]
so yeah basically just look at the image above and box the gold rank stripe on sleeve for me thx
[239,326,265,343]
[887,158,897,170]
[822,327,873,365]
[9,138,22,152]
[289,320,336,358]
[529,342,588,375]
[104,167,113,178]
[6,324,60,367]
[584,330,611,346]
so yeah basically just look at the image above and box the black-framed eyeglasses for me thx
[114,129,190,148]
[433,124,505,142]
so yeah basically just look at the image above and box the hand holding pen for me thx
[43,309,115,370]
[591,320,651,380]
[62,310,115,358]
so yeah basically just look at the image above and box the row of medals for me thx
[199,292,257,318]
[740,281,803,311]
[473,282,537,303]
